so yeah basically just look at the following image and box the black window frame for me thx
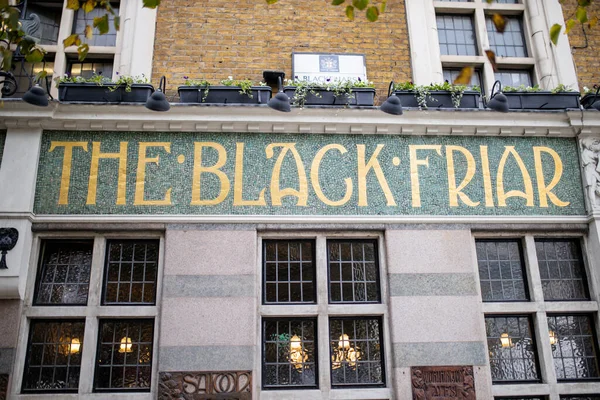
[328,316,386,389]
[262,239,317,305]
[21,319,86,394]
[101,239,160,306]
[261,317,319,390]
[326,239,382,304]
[33,239,94,307]
[93,318,155,393]
[475,238,530,303]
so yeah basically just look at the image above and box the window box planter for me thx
[391,90,480,109]
[177,86,272,104]
[283,87,375,106]
[502,92,580,110]
[58,82,154,103]
[581,93,599,109]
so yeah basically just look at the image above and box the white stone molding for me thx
[580,135,600,212]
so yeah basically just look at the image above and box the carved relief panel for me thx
[158,371,251,400]
[411,366,475,400]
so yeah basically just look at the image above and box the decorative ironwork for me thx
[0,228,19,270]
[0,374,8,400]
[158,371,251,400]
[411,366,475,400]
[0,72,18,97]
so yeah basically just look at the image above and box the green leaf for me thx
[1,49,13,72]
[143,0,161,8]
[25,48,45,63]
[589,16,598,29]
[84,24,93,39]
[345,5,355,20]
[453,66,473,85]
[578,0,591,6]
[550,23,562,45]
[491,13,506,33]
[114,15,120,31]
[380,0,386,13]
[352,0,368,10]
[576,7,588,24]
[486,0,493,3]
[77,43,90,61]
[34,70,48,84]
[332,0,345,5]
[83,0,95,13]
[93,14,109,34]
[66,0,80,10]
[63,34,82,48]
[485,50,497,72]
[366,5,379,21]
[565,19,576,34]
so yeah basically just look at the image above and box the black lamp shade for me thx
[380,95,403,115]
[487,92,509,113]
[268,92,291,112]
[22,85,49,107]
[592,100,600,111]
[145,90,170,112]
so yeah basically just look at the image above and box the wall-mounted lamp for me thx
[500,332,513,348]
[69,338,81,354]
[0,228,19,270]
[585,86,600,111]
[119,336,133,353]
[267,76,291,112]
[331,333,361,369]
[145,76,170,112]
[380,81,403,115]
[549,330,557,346]
[22,84,49,107]
[486,80,509,113]
[289,335,308,370]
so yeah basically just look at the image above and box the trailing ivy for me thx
[393,81,479,109]
[285,78,374,107]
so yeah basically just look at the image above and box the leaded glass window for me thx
[329,317,384,387]
[263,240,316,304]
[443,68,482,89]
[73,2,119,47]
[536,240,590,301]
[476,240,528,302]
[94,319,154,391]
[486,15,528,57]
[262,318,317,389]
[102,240,159,305]
[22,320,85,393]
[327,240,380,303]
[34,240,93,305]
[561,396,600,400]
[547,315,600,380]
[437,14,478,56]
[485,315,540,382]
[67,59,114,79]
[495,69,533,88]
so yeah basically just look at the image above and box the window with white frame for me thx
[475,235,600,399]
[434,0,535,93]
[17,235,161,395]
[4,1,120,98]
[259,235,389,396]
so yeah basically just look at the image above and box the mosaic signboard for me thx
[411,366,475,400]
[34,131,585,216]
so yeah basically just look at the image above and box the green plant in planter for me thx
[501,84,541,93]
[285,78,375,107]
[56,73,149,93]
[393,81,478,109]
[183,77,212,102]
[220,76,267,98]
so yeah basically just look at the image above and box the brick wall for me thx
[561,0,600,90]
[152,0,411,104]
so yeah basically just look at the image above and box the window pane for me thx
[263,240,315,304]
[476,240,528,302]
[73,2,119,47]
[329,317,384,387]
[328,240,380,303]
[102,240,159,305]
[495,69,533,88]
[536,239,589,301]
[22,320,85,393]
[262,318,317,389]
[561,397,600,400]
[486,15,528,57]
[548,315,600,380]
[496,398,546,400]
[437,14,478,56]
[495,0,519,3]
[94,319,154,391]
[443,68,482,89]
[67,60,114,79]
[23,1,63,45]
[34,240,93,305]
[485,316,540,382]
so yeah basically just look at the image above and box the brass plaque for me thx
[411,366,475,400]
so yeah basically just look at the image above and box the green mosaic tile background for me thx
[34,131,586,216]
[0,130,5,169]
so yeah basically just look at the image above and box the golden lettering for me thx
[191,142,231,206]
[533,146,569,207]
[266,143,308,206]
[134,142,172,206]
[409,145,442,207]
[480,146,495,207]
[357,144,396,207]
[311,144,353,206]
[446,145,480,207]
[497,146,534,207]
[49,141,88,205]
[86,141,128,205]
[234,142,265,206]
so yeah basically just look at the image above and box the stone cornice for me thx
[1,100,599,137]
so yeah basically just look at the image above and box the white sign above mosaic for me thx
[292,53,367,83]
